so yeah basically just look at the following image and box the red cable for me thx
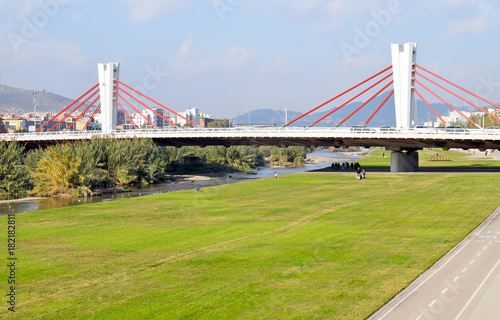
[310,72,393,127]
[284,65,393,127]
[114,80,196,127]
[36,83,99,132]
[412,87,446,125]
[414,70,500,122]
[84,104,101,130]
[49,88,100,131]
[336,80,393,127]
[114,99,138,129]
[115,86,176,127]
[66,95,100,131]
[364,90,394,126]
[415,64,500,110]
[413,78,479,127]
[115,91,156,127]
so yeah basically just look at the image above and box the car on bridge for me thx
[444,125,469,133]
[350,125,375,132]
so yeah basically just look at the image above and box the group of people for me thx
[331,161,366,180]
[331,161,361,172]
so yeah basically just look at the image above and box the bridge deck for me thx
[2,127,500,151]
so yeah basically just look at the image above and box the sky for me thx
[1,0,500,118]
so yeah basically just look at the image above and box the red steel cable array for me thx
[310,72,393,127]
[49,87,100,131]
[114,86,176,127]
[66,94,100,131]
[413,77,479,127]
[284,65,393,127]
[414,70,500,122]
[36,83,99,132]
[114,80,198,127]
[115,91,156,127]
[336,80,394,127]
[415,64,500,110]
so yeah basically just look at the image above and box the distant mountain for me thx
[235,92,471,127]
[0,84,75,114]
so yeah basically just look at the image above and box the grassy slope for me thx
[4,169,500,319]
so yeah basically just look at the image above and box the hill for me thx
[0,84,75,114]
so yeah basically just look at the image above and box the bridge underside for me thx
[19,136,500,150]
[148,137,500,151]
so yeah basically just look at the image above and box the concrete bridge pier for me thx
[390,149,419,172]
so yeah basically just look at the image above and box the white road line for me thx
[375,208,499,320]
[470,260,475,265]
[454,276,460,282]
[477,252,482,257]
[484,246,488,250]
[475,240,486,243]
[454,257,500,320]
[442,288,449,294]
[462,268,468,273]
[429,300,437,307]
[415,315,423,320]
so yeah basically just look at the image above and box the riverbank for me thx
[0,197,48,204]
[1,151,363,214]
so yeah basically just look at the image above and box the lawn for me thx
[3,172,500,319]
[360,147,500,170]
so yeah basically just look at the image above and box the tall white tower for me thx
[391,42,417,128]
[98,63,120,133]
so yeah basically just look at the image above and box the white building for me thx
[174,107,212,126]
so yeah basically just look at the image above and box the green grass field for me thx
[3,166,500,319]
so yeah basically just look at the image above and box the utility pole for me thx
[33,86,38,131]
[284,107,288,125]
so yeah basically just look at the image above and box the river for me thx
[0,150,364,215]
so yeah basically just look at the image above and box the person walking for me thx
[275,172,278,179]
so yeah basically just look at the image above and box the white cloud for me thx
[177,35,195,64]
[122,0,195,22]
[10,39,92,70]
[218,45,255,69]
[447,2,497,36]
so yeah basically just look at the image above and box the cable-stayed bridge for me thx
[2,43,500,172]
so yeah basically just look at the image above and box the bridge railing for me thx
[2,127,500,140]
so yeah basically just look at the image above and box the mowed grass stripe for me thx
[5,173,499,319]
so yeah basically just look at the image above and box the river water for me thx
[0,151,364,215]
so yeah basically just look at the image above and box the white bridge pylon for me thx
[391,42,417,129]
[98,62,120,134]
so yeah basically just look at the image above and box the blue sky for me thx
[1,0,500,118]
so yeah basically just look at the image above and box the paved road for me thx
[369,206,500,320]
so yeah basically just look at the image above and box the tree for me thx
[207,119,231,128]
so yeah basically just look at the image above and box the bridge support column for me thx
[391,42,417,129]
[98,62,120,134]
[390,150,419,172]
